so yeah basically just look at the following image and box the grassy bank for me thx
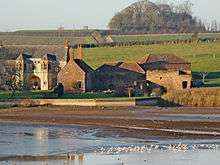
[0,91,150,100]
[162,88,220,107]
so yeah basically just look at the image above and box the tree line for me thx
[108,0,219,33]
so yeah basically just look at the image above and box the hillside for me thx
[108,0,205,33]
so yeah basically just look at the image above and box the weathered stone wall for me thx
[146,70,192,91]
[95,70,145,90]
[0,60,16,89]
[57,62,86,92]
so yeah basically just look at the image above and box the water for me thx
[0,123,220,165]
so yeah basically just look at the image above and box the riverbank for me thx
[0,97,159,107]
[0,106,220,139]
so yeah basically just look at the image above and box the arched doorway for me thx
[29,75,41,90]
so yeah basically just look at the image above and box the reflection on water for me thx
[0,123,220,165]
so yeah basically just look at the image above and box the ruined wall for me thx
[146,70,192,91]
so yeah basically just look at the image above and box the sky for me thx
[0,0,219,31]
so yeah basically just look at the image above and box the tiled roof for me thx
[117,62,145,74]
[138,54,191,71]
[145,54,189,64]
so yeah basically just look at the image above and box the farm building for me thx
[57,46,94,93]
[139,54,192,91]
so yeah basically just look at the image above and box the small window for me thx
[24,63,27,71]
[78,81,82,89]
[32,64,36,70]
[48,63,52,70]
[34,82,38,86]
[182,81,188,89]
[160,77,163,80]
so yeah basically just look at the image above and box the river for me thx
[0,123,219,165]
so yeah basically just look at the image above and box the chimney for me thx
[77,44,83,60]
[64,40,70,49]
[64,40,70,63]
[68,47,74,63]
[0,41,3,48]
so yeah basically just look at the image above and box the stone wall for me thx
[146,70,192,91]
[0,98,160,107]
[57,62,86,92]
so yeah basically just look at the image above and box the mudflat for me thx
[0,106,220,139]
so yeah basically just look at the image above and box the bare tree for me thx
[1,68,23,98]
[200,72,209,84]
[211,20,218,32]
[175,0,193,15]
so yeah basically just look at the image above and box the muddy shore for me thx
[0,106,220,139]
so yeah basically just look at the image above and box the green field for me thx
[0,90,150,100]
[83,41,220,86]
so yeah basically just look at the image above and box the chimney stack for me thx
[0,41,3,48]
[77,44,83,59]
[64,40,70,63]
[68,47,74,63]
[64,40,70,49]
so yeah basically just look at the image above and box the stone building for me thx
[0,40,192,93]
[15,53,59,90]
[95,54,192,93]
[139,54,192,91]
[57,46,94,93]
[0,44,66,90]
[95,62,146,90]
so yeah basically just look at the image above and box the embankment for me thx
[0,98,159,107]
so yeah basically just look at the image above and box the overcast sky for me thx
[0,0,219,31]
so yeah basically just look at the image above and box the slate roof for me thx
[42,54,57,61]
[0,45,66,61]
[74,59,94,73]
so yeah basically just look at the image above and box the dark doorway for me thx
[182,81,188,89]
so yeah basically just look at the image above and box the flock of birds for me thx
[95,143,219,155]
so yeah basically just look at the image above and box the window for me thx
[41,62,47,70]
[34,82,38,86]
[48,63,51,70]
[24,63,27,71]
[78,81,82,89]
[32,64,36,70]
[160,77,163,80]
[182,81,188,89]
